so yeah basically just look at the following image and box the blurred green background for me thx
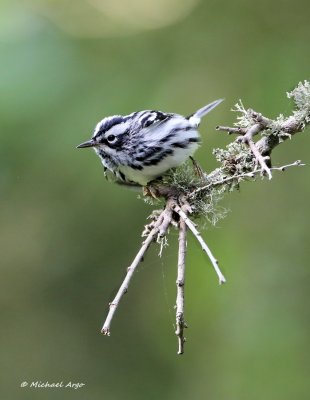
[1,0,310,399]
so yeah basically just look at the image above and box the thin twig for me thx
[247,139,272,180]
[175,212,187,355]
[174,205,226,284]
[216,125,247,135]
[101,225,159,335]
[188,172,254,199]
[233,121,273,179]
[188,160,304,199]
[271,160,305,171]
[101,206,172,335]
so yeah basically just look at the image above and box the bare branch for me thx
[216,125,246,135]
[175,212,187,355]
[101,223,160,335]
[247,139,272,179]
[174,205,226,284]
[189,160,304,199]
[101,204,174,335]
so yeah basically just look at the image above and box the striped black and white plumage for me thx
[77,99,223,186]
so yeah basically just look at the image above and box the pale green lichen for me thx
[287,80,310,128]
[232,100,253,129]
[288,80,310,111]
[165,162,229,225]
[141,80,310,228]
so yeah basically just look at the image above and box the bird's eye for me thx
[144,120,153,128]
[107,134,116,143]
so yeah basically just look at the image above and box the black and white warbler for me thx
[77,99,223,186]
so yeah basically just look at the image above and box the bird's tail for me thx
[188,98,224,125]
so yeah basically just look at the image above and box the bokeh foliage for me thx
[1,0,310,399]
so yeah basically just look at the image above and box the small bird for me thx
[77,99,223,186]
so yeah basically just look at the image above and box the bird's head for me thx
[77,115,131,155]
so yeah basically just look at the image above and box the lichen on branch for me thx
[102,80,309,354]
[151,80,310,220]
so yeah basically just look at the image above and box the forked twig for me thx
[218,111,272,179]
[174,205,226,284]
[247,139,272,179]
[101,158,303,341]
[101,196,226,349]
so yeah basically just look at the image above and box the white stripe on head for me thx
[107,120,131,137]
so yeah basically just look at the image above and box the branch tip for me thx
[219,277,226,285]
[101,328,110,336]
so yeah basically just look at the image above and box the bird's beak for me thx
[76,139,96,149]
